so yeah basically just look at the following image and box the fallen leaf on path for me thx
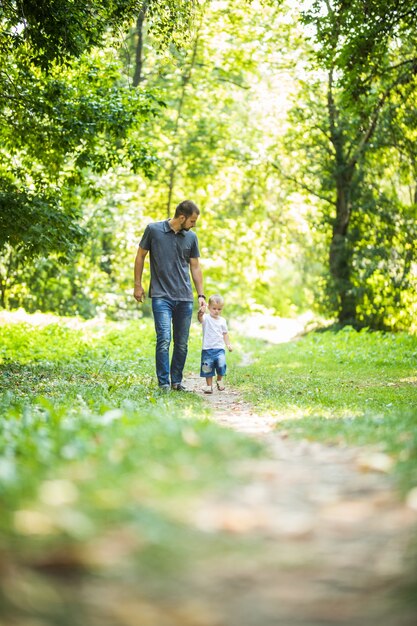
[192,503,270,533]
[406,486,417,511]
[320,500,376,524]
[356,452,394,473]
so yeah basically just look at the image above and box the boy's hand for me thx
[198,304,206,314]
[227,344,233,352]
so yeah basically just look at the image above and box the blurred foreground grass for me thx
[0,311,264,625]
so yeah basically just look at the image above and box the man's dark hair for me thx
[174,200,200,218]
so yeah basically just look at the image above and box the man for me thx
[133,200,205,391]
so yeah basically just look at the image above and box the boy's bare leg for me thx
[203,376,213,393]
[216,375,225,391]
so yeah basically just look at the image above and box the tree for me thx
[0,1,198,67]
[118,0,304,314]
[0,1,199,308]
[281,0,417,326]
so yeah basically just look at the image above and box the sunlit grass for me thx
[229,326,417,492]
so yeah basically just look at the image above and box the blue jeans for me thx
[151,298,194,387]
[200,348,227,378]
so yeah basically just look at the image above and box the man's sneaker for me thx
[171,383,188,392]
[158,384,171,393]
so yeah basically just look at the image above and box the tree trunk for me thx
[329,172,357,325]
[327,68,358,325]
[166,33,200,216]
[0,246,16,310]
[0,275,6,309]
[133,2,148,87]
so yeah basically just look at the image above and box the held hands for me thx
[197,302,206,322]
[198,296,207,315]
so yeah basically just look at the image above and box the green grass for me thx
[2,312,417,624]
[0,313,262,501]
[228,325,417,492]
[0,312,265,624]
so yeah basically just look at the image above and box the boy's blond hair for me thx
[208,294,224,306]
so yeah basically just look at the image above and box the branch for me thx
[360,56,417,89]
[216,75,250,90]
[348,61,417,169]
[195,63,250,89]
[269,160,336,206]
[326,66,351,171]
[0,69,23,98]
[312,123,335,155]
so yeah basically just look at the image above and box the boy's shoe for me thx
[216,381,225,391]
[171,383,188,392]
[203,385,213,394]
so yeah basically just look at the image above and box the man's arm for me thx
[190,257,205,307]
[133,246,148,302]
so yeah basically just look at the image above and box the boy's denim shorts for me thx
[200,348,227,378]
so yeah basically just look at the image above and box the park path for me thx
[178,318,417,626]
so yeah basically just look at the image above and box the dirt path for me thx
[179,375,417,626]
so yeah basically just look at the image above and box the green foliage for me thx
[349,184,417,330]
[2,0,417,329]
[1,0,308,320]
[0,1,197,312]
[0,186,86,256]
[276,0,417,328]
[1,1,136,66]
[231,326,417,491]
[117,0,305,316]
[302,0,417,91]
[0,1,198,67]
[0,50,162,247]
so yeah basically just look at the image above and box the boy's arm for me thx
[223,331,233,351]
[197,306,206,323]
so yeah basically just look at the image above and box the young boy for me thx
[198,294,233,394]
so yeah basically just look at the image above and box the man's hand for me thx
[134,285,145,302]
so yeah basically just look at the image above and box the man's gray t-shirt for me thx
[139,220,200,301]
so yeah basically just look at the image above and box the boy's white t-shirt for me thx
[201,314,228,350]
